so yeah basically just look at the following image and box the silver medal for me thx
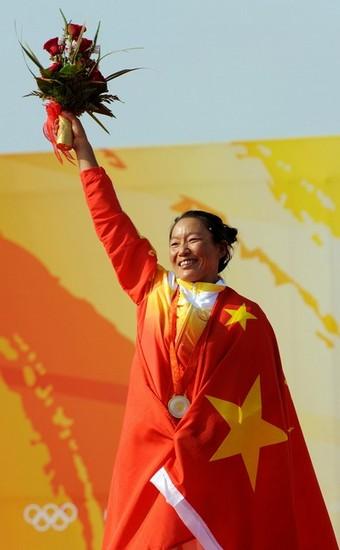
[168,395,190,418]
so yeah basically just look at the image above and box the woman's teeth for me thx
[179,259,195,267]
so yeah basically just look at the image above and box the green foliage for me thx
[20,12,139,132]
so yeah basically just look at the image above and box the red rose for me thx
[90,68,106,82]
[78,38,93,53]
[67,23,86,39]
[43,37,61,56]
[48,62,62,73]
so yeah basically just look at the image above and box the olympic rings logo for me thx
[23,503,78,532]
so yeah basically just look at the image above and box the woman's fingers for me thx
[61,112,86,139]
[60,112,90,152]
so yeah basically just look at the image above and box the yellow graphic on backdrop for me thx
[240,139,340,237]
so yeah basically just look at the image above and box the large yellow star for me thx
[206,377,288,491]
[224,304,257,330]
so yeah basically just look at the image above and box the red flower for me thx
[48,62,62,73]
[67,23,86,39]
[90,68,106,82]
[43,37,61,56]
[78,38,93,53]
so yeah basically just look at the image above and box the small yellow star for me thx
[224,303,257,330]
[206,377,288,490]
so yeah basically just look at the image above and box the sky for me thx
[2,0,340,153]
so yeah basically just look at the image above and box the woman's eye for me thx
[170,242,179,248]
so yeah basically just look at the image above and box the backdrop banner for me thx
[1,137,339,549]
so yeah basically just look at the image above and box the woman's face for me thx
[169,217,227,283]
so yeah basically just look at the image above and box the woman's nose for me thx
[178,242,190,255]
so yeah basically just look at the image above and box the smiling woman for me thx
[169,211,238,283]
[63,111,338,550]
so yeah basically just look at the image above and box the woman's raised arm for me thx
[62,113,158,304]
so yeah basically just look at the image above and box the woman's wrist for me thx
[74,139,99,171]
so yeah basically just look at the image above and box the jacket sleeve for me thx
[80,166,158,304]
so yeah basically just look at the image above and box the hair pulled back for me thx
[170,210,238,273]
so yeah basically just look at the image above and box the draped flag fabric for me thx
[81,167,338,549]
[0,137,339,549]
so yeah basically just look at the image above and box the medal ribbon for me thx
[168,286,221,396]
[169,289,189,395]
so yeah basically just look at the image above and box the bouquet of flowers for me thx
[20,10,137,162]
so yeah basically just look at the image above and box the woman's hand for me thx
[61,112,98,171]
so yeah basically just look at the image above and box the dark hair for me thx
[169,210,238,272]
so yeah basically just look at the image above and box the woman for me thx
[66,114,338,550]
